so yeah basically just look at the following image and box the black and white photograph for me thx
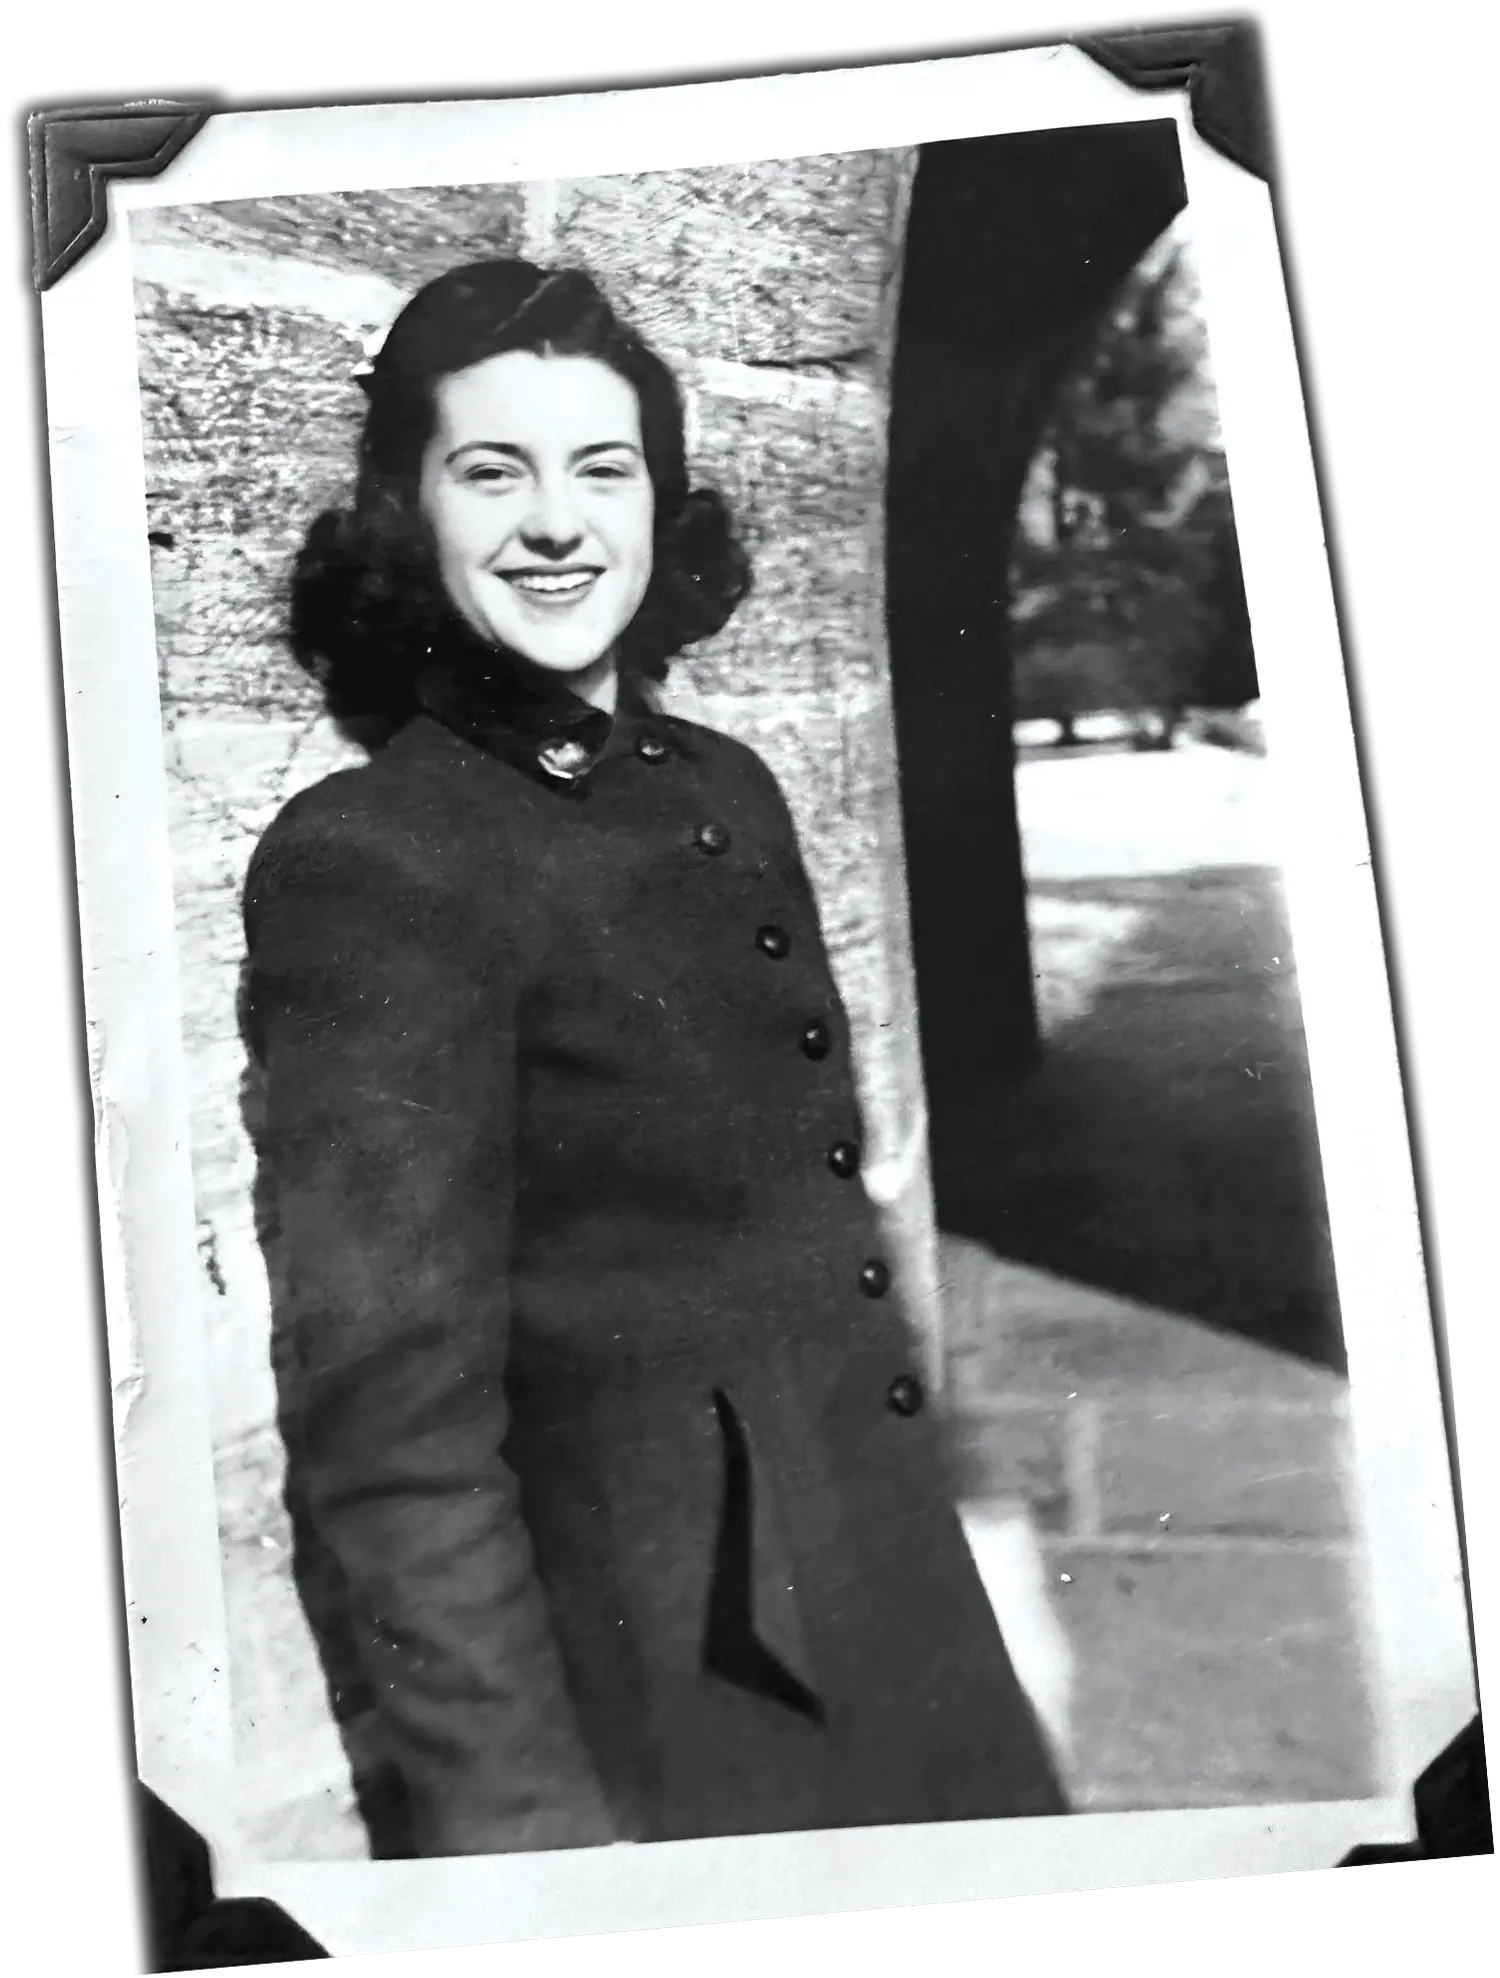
[27,28,1484,1967]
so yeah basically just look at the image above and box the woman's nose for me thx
[519,474,585,557]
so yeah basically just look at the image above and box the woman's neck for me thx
[428,611,621,720]
[572,652,620,715]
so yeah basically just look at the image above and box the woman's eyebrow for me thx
[444,439,644,466]
[445,441,529,465]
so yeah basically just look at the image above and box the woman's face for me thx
[418,350,655,681]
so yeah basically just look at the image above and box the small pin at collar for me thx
[536,736,598,785]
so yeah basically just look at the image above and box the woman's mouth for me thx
[500,567,602,600]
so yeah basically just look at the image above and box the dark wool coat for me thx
[242,651,1065,1858]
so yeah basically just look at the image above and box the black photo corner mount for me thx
[1340,1716,1493,1868]
[141,1785,329,1969]
[1077,18,1272,181]
[27,102,215,291]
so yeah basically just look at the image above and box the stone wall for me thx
[129,157,932,1851]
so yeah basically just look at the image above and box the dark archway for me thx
[886,121,1187,1218]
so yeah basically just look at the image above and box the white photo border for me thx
[39,41,1475,1960]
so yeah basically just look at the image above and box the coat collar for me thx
[412,616,659,794]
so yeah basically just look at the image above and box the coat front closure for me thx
[243,686,1065,1856]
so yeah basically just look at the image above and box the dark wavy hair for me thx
[290,260,750,730]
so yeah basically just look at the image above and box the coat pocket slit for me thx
[702,1388,825,1725]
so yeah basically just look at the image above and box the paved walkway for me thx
[943,1239,1376,1812]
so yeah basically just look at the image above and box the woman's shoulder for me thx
[243,766,395,948]
[244,717,564,959]
[249,754,397,877]
[254,717,514,854]
[659,712,789,800]
[246,720,495,901]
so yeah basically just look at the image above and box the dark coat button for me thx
[827,1140,860,1179]
[637,733,671,763]
[859,1259,891,1298]
[755,924,791,960]
[696,821,732,855]
[799,1018,832,1060]
[886,1374,924,1418]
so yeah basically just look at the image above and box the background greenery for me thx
[1011,229,1259,730]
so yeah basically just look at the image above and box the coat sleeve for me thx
[242,800,617,1857]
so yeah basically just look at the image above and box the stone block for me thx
[1046,1543,1379,1808]
[1097,1399,1352,1539]
[164,708,347,854]
[687,373,886,552]
[135,290,366,707]
[160,634,322,721]
[148,526,329,679]
[135,290,365,537]
[946,1403,1072,1529]
[549,152,911,366]
[133,185,530,291]
[672,376,888,705]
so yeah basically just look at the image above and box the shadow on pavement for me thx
[934,862,1346,1373]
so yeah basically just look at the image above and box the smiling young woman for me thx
[419,349,656,709]
[243,260,1065,1859]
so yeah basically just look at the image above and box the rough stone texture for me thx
[158,631,325,724]
[548,154,907,366]
[670,373,889,702]
[135,291,364,710]
[133,186,531,292]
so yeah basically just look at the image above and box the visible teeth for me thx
[507,571,596,594]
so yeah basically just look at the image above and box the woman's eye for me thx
[583,461,635,481]
[463,462,522,486]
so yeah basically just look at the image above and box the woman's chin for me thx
[488,636,621,708]
[483,632,617,681]
[526,651,614,678]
